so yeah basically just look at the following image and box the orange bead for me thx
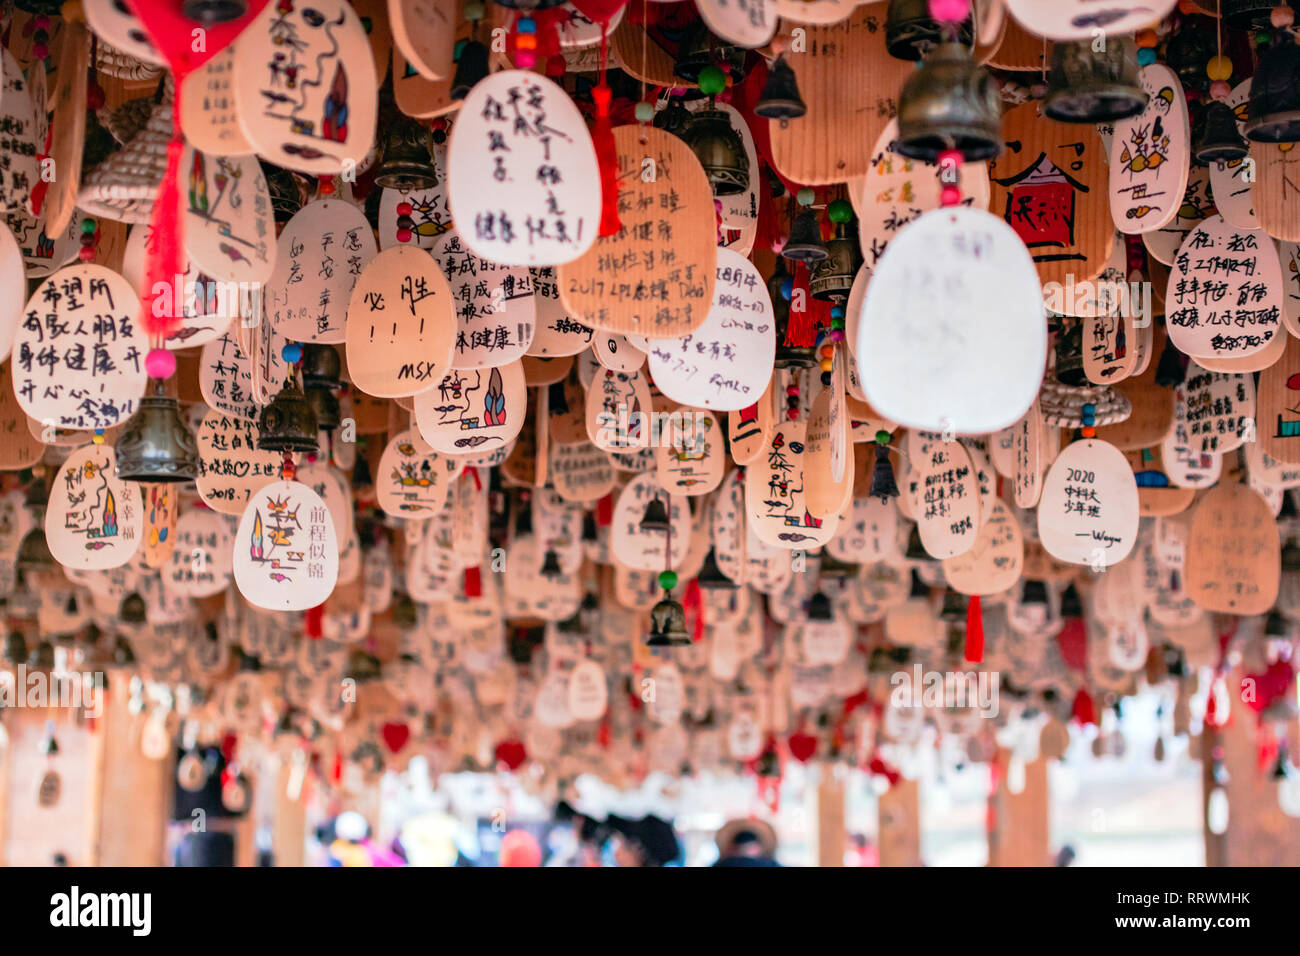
[1177,0,1199,13]
[819,343,835,359]
[516,33,537,50]
[1206,55,1233,82]
[1136,29,1158,48]
[820,358,833,372]
[1080,425,1096,438]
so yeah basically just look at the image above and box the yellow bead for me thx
[1206,55,1233,82]
[819,358,833,372]
[92,432,105,445]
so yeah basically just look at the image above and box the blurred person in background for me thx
[499,828,543,867]
[606,814,682,867]
[712,818,781,867]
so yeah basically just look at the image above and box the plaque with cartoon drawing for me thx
[234,480,339,611]
[45,444,143,571]
[415,360,526,455]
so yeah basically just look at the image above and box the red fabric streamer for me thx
[785,263,819,348]
[1055,616,1088,672]
[463,565,483,598]
[303,603,323,639]
[590,83,622,237]
[1071,687,1097,726]
[596,492,614,526]
[964,594,984,664]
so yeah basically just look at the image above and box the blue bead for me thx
[282,343,303,364]
[1137,48,1157,66]
[1081,403,1096,415]
[517,16,536,33]
[830,305,845,319]
[1081,416,1095,427]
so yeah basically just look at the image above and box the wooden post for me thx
[272,755,308,867]
[988,749,1050,866]
[810,769,846,866]
[95,685,171,866]
[877,777,922,866]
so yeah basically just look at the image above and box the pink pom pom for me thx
[145,347,176,379]
[928,0,968,23]
[1210,80,1232,101]
[940,184,962,207]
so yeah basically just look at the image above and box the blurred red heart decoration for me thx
[788,731,818,763]
[494,739,527,771]
[381,722,411,754]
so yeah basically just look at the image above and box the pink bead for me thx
[145,347,176,379]
[396,228,413,243]
[940,184,962,207]
[77,246,95,261]
[306,453,318,464]
[32,44,48,59]
[1210,80,1232,101]
[828,329,846,343]
[1273,6,1295,28]
[928,0,968,23]
[515,50,536,68]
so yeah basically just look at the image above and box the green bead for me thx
[634,101,655,123]
[796,187,815,206]
[876,429,891,445]
[658,570,678,591]
[1256,30,1272,46]
[831,317,845,330]
[827,198,853,223]
[80,218,96,235]
[698,65,726,96]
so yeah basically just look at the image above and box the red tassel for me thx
[1071,687,1097,726]
[1055,617,1089,672]
[304,603,323,639]
[591,83,621,238]
[463,565,482,598]
[140,104,187,340]
[785,263,817,348]
[596,492,613,526]
[965,594,984,664]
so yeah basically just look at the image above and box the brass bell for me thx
[257,378,320,454]
[646,595,691,646]
[1266,609,1292,638]
[1044,37,1148,124]
[16,527,56,573]
[755,55,806,127]
[905,523,930,561]
[639,496,671,534]
[939,588,967,621]
[373,115,439,192]
[28,639,55,670]
[1194,100,1248,165]
[305,386,341,432]
[683,106,750,197]
[806,591,834,622]
[119,593,147,625]
[540,548,563,578]
[653,97,694,140]
[1054,322,1087,387]
[300,344,342,390]
[886,0,971,62]
[895,42,1002,163]
[782,207,828,262]
[697,547,739,590]
[4,631,27,665]
[1020,579,1049,605]
[809,220,862,302]
[1060,583,1084,618]
[1246,38,1300,143]
[115,380,201,483]
[345,648,383,683]
[673,19,747,85]
[181,0,247,23]
[451,40,491,101]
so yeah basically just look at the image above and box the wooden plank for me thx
[877,776,922,866]
[988,749,1050,866]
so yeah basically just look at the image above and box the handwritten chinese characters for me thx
[234,479,339,611]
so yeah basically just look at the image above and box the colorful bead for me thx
[517,16,536,33]
[1137,47,1157,66]
[698,66,727,96]
[937,148,964,169]
[1082,403,1096,416]
[516,33,537,50]
[876,430,891,445]
[396,201,413,216]
[91,429,105,445]
[396,228,414,243]
[828,329,846,343]
[819,358,833,373]
[77,246,95,261]
[940,184,962,207]
[830,305,845,319]
[1210,80,1232,100]
[282,342,303,364]
[32,43,48,59]
[820,371,832,386]
[81,217,96,235]
[1135,29,1158,48]
[1206,56,1233,82]
[786,409,800,421]
[780,278,793,301]
[635,101,655,123]
[1273,6,1295,29]
[515,51,536,68]
[658,570,678,590]
[827,198,853,224]
[318,177,335,195]
[786,384,799,396]
[796,187,815,206]
[928,0,968,23]
[1080,425,1096,438]
[819,344,835,359]
[145,348,176,379]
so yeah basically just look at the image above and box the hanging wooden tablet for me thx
[122,227,238,352]
[905,433,981,560]
[715,104,761,232]
[432,228,537,368]
[942,498,1024,596]
[0,49,39,215]
[199,330,286,423]
[530,268,594,357]
[989,102,1113,288]
[83,0,166,66]
[194,410,284,515]
[1246,440,1300,490]
[551,441,616,503]
[45,443,143,571]
[1185,481,1279,615]
[804,386,852,519]
[1256,334,1300,465]
[13,264,146,430]
[856,206,1046,434]
[1249,141,1300,243]
[610,473,690,571]
[180,47,255,158]
[1142,163,1214,266]
[654,409,725,496]
[140,484,178,569]
[1011,399,1044,508]
[415,362,526,455]
[609,14,680,88]
[234,480,339,611]
[376,428,461,517]
[1002,0,1178,39]
[1109,65,1190,235]
[233,0,378,176]
[744,419,837,549]
[182,147,276,285]
[345,245,455,397]
[266,199,377,345]
[1093,325,1175,450]
[1209,81,1256,229]
[43,21,89,238]
[1164,216,1284,361]
[1037,438,1139,566]
[985,15,1050,72]
[389,0,455,79]
[1080,265,1139,386]
[558,126,716,337]
[0,362,44,470]
[1159,419,1222,490]
[379,181,452,252]
[1175,362,1254,456]
[167,508,235,598]
[768,8,911,185]
[646,248,774,411]
[4,206,77,280]
[586,366,653,452]
[828,493,896,564]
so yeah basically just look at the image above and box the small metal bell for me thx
[1060,583,1083,618]
[639,496,671,534]
[115,381,201,483]
[262,162,309,224]
[905,524,930,561]
[1044,37,1148,124]
[1054,321,1087,387]
[1020,579,1049,605]
[809,221,862,302]
[119,593,147,625]
[373,115,439,192]
[257,378,320,454]
[673,19,746,84]
[781,207,828,263]
[683,105,750,197]
[113,636,136,667]
[818,553,860,580]
[345,648,383,683]
[697,547,739,590]
[16,527,56,573]
[1265,609,1291,638]
[755,55,806,126]
[1247,39,1300,143]
[653,97,694,140]
[28,639,55,670]
[451,40,491,100]
[181,0,247,23]
[806,591,834,622]
[895,42,1002,163]
[300,344,342,390]
[886,0,971,62]
[646,595,691,646]
[939,588,967,621]
[540,549,563,578]
[305,386,341,432]
[1194,100,1248,165]
[1164,18,1218,91]
[4,631,27,665]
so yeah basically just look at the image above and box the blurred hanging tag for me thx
[234,479,339,611]
[376,427,461,517]
[697,0,777,47]
[140,484,178,569]
[1186,481,1280,614]
[84,0,165,66]
[46,443,143,571]
[167,508,235,598]
[232,0,377,176]
[1142,164,1214,266]
[448,70,601,267]
[905,433,981,560]
[529,267,594,357]
[654,409,724,496]
[179,47,255,157]
[745,419,838,549]
[1109,65,1190,235]
[942,498,1024,595]
[610,473,690,570]
[1250,140,1300,242]
[856,206,1046,434]
[182,147,276,285]
[345,245,455,397]
[1037,438,1139,567]
[389,0,456,79]
[1002,0,1177,39]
